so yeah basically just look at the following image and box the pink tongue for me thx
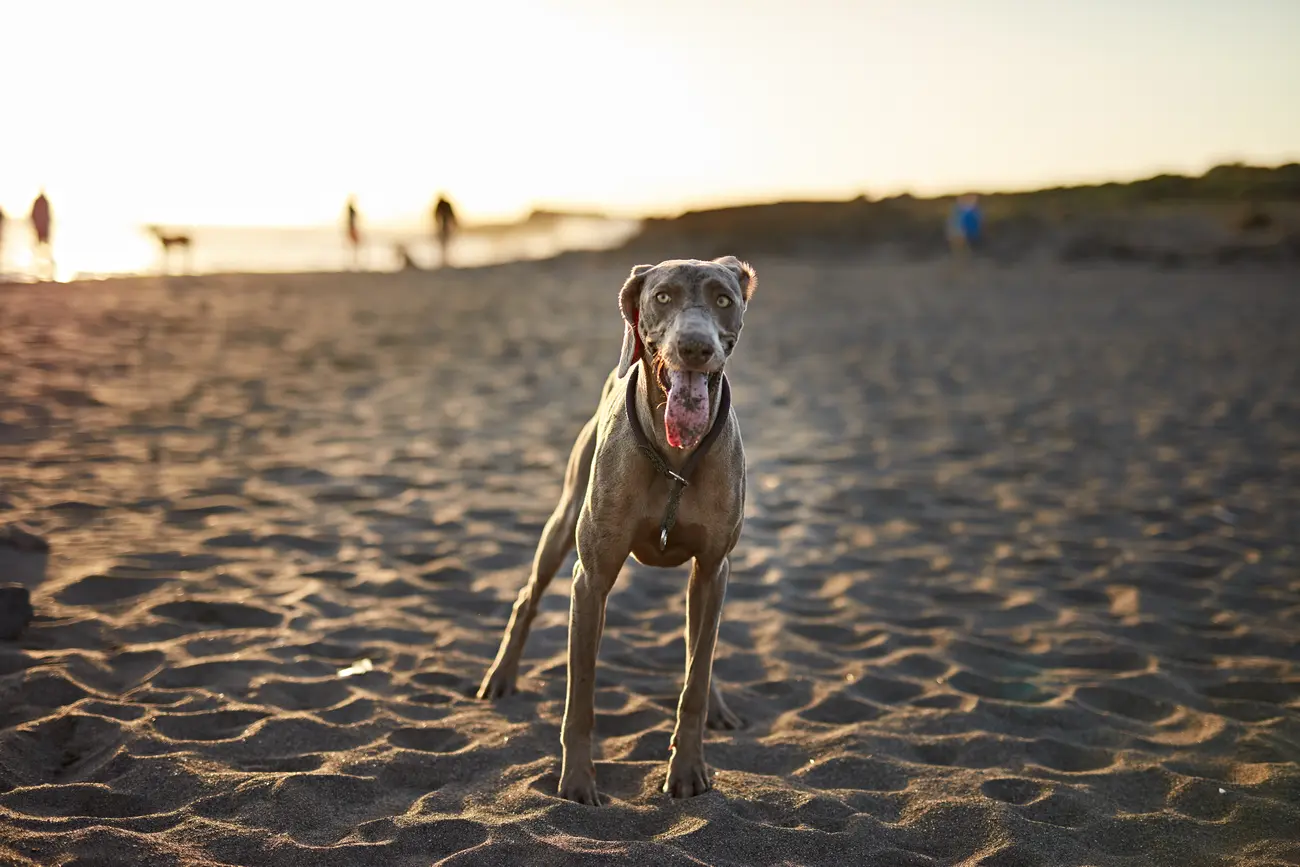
[664,370,711,449]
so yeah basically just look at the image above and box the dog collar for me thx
[624,365,731,550]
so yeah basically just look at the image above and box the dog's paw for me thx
[706,698,744,731]
[557,770,602,805]
[663,757,712,798]
[475,667,517,700]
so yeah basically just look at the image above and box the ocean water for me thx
[0,214,641,282]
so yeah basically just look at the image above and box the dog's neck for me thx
[634,355,725,468]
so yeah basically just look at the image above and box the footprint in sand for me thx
[55,572,168,606]
[388,727,470,753]
[150,600,283,630]
[153,709,270,742]
[981,776,1049,805]
[1074,685,1175,723]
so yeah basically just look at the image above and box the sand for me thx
[1,257,1298,866]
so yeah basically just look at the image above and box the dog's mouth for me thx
[650,347,716,450]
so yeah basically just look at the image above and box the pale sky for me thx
[2,0,1298,228]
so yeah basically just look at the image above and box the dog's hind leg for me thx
[477,412,598,700]
[706,665,743,730]
[700,555,743,729]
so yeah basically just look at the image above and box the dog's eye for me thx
[655,292,671,304]
[716,295,732,308]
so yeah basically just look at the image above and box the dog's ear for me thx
[617,263,654,377]
[713,256,757,302]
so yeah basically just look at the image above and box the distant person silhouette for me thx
[344,196,361,269]
[432,193,458,267]
[947,194,982,260]
[30,190,54,279]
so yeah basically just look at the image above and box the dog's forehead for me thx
[646,260,737,291]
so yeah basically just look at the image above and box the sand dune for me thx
[1,258,1298,866]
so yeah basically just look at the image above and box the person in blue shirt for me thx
[947,194,982,257]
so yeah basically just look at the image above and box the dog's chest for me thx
[629,518,708,568]
[624,477,743,567]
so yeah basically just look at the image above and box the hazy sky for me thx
[3,0,1298,227]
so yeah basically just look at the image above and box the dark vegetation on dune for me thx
[619,162,1300,266]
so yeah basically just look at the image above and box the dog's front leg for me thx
[558,560,618,804]
[664,555,730,798]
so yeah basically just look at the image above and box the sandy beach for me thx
[1,256,1298,866]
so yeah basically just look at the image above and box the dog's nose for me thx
[677,339,715,368]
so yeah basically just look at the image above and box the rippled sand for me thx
[1,258,1297,866]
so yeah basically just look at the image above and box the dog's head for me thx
[617,257,757,448]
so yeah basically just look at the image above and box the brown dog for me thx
[478,257,757,803]
[147,225,192,274]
